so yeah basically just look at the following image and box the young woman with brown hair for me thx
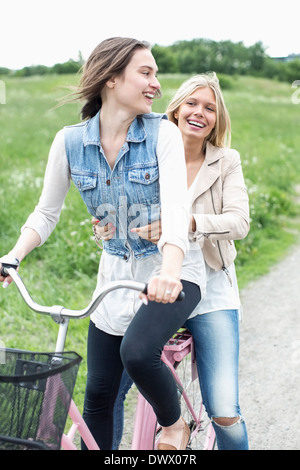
[0,38,206,450]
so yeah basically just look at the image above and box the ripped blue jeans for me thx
[185,309,249,450]
[113,309,249,450]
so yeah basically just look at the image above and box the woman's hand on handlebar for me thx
[139,275,183,305]
[0,255,20,288]
[0,266,10,287]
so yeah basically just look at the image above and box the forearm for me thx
[8,228,41,262]
[160,243,184,280]
[143,243,184,304]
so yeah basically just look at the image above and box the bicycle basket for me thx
[0,349,82,450]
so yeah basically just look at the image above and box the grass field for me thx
[1,73,300,408]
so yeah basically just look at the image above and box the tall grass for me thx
[1,73,300,406]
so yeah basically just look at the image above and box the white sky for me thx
[1,0,299,69]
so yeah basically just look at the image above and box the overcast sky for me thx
[1,0,299,69]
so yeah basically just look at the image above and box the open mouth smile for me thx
[143,92,155,101]
[187,120,205,129]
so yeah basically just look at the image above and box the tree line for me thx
[151,39,300,83]
[1,39,299,83]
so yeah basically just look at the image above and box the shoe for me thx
[157,418,190,450]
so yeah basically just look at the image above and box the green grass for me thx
[1,73,300,408]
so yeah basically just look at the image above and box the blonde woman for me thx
[170,73,249,450]
[98,73,250,450]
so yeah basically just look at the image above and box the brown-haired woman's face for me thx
[174,87,217,143]
[112,48,160,116]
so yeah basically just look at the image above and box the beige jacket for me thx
[190,142,250,271]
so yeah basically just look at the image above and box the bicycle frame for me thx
[62,400,99,450]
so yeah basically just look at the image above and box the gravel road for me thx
[239,244,300,450]
[121,245,300,451]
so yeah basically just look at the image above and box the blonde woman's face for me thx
[174,87,217,143]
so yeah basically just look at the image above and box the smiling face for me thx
[174,87,217,145]
[111,48,161,116]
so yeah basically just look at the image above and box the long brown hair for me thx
[74,37,151,120]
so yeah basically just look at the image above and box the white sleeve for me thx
[21,129,71,245]
[156,119,189,256]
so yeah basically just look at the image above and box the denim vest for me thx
[64,110,167,260]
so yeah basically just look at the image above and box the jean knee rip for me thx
[212,415,244,428]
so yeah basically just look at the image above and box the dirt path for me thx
[120,245,300,451]
[239,244,300,450]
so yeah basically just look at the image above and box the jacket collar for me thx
[83,110,147,147]
[205,142,225,165]
[191,143,225,201]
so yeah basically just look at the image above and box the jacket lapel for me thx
[191,143,224,204]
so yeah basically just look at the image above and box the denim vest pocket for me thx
[71,170,97,205]
[128,165,159,204]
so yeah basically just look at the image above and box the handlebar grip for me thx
[175,290,185,301]
[0,257,20,277]
[142,284,185,302]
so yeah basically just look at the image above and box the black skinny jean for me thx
[82,280,201,450]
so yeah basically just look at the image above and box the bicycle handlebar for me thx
[1,263,185,324]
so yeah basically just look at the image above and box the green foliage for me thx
[0,67,10,76]
[2,60,82,78]
[152,39,299,82]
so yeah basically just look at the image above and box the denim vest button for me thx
[145,173,150,180]
[123,254,128,260]
[106,179,111,186]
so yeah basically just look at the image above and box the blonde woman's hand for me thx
[130,219,161,244]
[92,218,116,243]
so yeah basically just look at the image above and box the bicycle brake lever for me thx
[142,284,185,302]
[0,256,20,277]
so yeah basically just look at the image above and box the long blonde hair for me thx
[166,72,231,148]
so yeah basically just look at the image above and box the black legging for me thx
[82,280,201,450]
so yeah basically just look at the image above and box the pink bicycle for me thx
[0,260,216,451]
